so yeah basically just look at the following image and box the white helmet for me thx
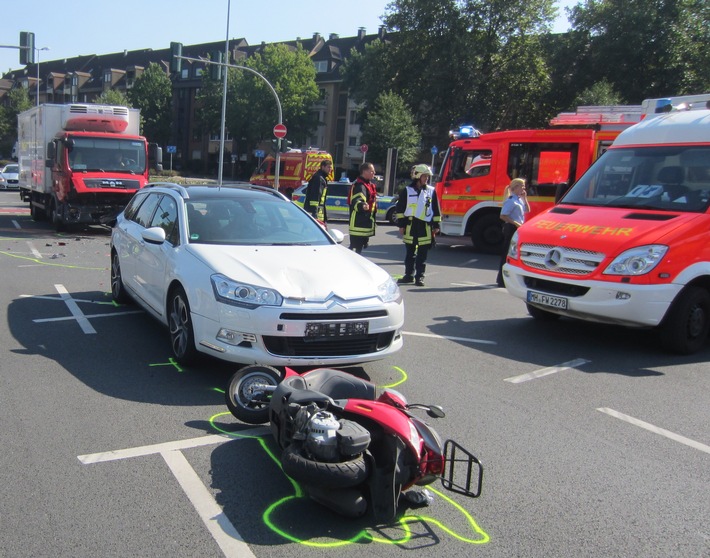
[412,164,433,180]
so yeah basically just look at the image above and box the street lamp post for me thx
[36,47,49,106]
[217,0,231,186]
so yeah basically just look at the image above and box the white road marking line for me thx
[12,219,21,229]
[597,408,710,455]
[451,281,498,289]
[34,310,143,323]
[403,330,496,345]
[504,358,591,383]
[161,450,256,558]
[54,284,96,334]
[78,428,268,464]
[27,241,43,258]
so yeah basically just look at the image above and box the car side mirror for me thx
[142,226,166,245]
[328,228,345,244]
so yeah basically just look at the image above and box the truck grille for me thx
[84,178,140,190]
[520,243,605,276]
[263,332,395,357]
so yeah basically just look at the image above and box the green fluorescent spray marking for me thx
[148,358,183,373]
[0,249,105,270]
[208,365,490,548]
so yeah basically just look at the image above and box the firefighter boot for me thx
[397,275,414,285]
[415,276,425,287]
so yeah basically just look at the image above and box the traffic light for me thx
[210,51,222,80]
[280,139,292,153]
[271,139,281,153]
[20,31,35,65]
[170,42,183,73]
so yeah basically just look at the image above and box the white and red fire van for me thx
[503,94,710,354]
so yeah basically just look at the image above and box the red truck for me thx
[434,106,644,253]
[18,103,162,230]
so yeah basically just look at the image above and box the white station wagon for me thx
[110,183,404,366]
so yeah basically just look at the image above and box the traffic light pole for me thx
[177,55,283,189]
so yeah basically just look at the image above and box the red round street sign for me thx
[360,144,368,153]
[273,123,287,138]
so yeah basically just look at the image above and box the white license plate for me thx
[527,291,568,309]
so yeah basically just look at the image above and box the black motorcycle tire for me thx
[225,365,282,424]
[281,444,370,489]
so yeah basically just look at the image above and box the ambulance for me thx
[250,149,333,199]
[503,94,710,354]
[435,106,643,253]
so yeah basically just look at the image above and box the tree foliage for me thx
[568,0,710,101]
[94,89,130,107]
[128,62,172,144]
[361,91,421,169]
[196,43,320,153]
[0,88,32,158]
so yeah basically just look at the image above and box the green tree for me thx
[573,80,622,106]
[361,91,421,171]
[569,0,710,101]
[0,88,32,158]
[128,62,172,144]
[94,89,130,107]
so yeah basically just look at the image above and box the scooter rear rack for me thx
[440,439,483,498]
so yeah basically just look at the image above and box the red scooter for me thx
[225,365,483,521]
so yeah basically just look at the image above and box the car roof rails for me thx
[145,181,190,199]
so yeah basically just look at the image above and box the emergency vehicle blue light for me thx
[449,124,481,139]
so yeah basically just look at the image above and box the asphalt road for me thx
[0,189,708,558]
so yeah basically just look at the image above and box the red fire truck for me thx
[434,107,644,253]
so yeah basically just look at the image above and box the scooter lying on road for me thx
[225,365,483,521]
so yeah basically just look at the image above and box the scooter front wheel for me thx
[281,444,370,488]
[225,365,282,424]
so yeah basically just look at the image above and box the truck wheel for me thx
[168,286,198,365]
[471,213,503,254]
[526,303,561,321]
[50,200,66,232]
[225,365,282,424]
[281,443,370,489]
[657,286,710,354]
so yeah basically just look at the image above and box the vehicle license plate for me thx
[305,321,369,337]
[527,291,568,310]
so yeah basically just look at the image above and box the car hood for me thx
[186,244,390,301]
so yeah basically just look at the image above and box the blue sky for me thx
[1,0,575,76]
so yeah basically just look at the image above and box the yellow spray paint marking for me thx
[0,249,105,270]
[211,365,489,547]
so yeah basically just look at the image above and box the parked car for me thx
[292,180,399,224]
[110,182,404,366]
[0,164,19,189]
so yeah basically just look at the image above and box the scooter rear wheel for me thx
[225,365,282,424]
[281,443,369,488]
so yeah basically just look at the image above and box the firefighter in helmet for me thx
[395,164,441,286]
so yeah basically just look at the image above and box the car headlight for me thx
[378,276,402,303]
[507,230,519,259]
[603,245,668,276]
[211,274,283,308]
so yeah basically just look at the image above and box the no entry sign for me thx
[273,123,287,138]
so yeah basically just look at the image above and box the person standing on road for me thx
[348,162,378,254]
[395,164,441,287]
[304,160,332,221]
[496,177,530,287]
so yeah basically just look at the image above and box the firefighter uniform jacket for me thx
[304,169,329,221]
[395,181,441,245]
[349,177,378,238]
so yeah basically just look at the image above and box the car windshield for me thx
[185,194,335,246]
[4,165,18,173]
[560,145,710,213]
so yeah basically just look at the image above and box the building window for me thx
[314,60,328,73]
[181,68,189,79]
[104,71,112,83]
[349,110,359,124]
[348,136,358,147]
[196,68,204,77]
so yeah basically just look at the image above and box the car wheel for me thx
[281,443,370,489]
[168,286,198,365]
[110,251,130,304]
[526,303,561,321]
[225,365,282,424]
[657,286,710,354]
[387,207,398,225]
[470,213,503,254]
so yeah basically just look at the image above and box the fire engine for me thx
[503,94,710,354]
[250,149,333,199]
[435,106,644,253]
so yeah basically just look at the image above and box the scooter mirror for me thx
[427,405,445,418]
